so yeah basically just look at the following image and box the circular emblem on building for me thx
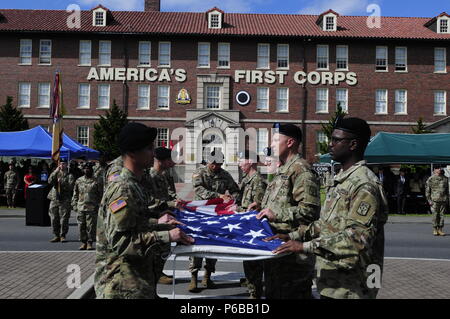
[236,91,251,106]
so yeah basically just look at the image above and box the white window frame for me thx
[375,89,388,114]
[79,40,92,66]
[77,126,89,146]
[375,46,388,72]
[323,14,337,32]
[316,88,329,114]
[37,83,51,108]
[256,87,269,112]
[78,83,91,109]
[218,43,230,69]
[39,39,52,65]
[434,47,447,73]
[434,91,447,116]
[208,11,222,29]
[317,45,329,70]
[277,44,289,69]
[158,42,171,68]
[157,85,170,109]
[137,84,150,110]
[394,89,407,115]
[336,45,348,71]
[18,82,31,108]
[276,88,289,112]
[97,84,110,109]
[198,42,210,68]
[336,88,348,112]
[157,128,170,148]
[205,85,221,110]
[257,129,269,156]
[138,41,151,66]
[93,9,106,27]
[395,47,408,72]
[438,17,450,34]
[19,39,32,65]
[257,43,270,69]
[98,40,111,66]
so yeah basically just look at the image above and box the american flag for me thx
[50,71,64,164]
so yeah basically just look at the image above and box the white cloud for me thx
[299,0,370,15]
[77,0,143,11]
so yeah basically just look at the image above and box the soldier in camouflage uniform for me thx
[269,117,388,299]
[189,149,240,292]
[256,123,320,299]
[47,160,76,243]
[426,166,448,236]
[236,150,267,299]
[4,164,19,208]
[95,123,193,299]
[93,157,107,187]
[72,162,104,250]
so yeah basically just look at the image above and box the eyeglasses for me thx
[330,136,355,144]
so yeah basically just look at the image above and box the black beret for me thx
[273,123,303,141]
[81,161,95,169]
[207,149,224,164]
[119,123,157,154]
[334,116,371,141]
[154,147,173,161]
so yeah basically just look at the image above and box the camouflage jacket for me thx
[105,156,124,187]
[72,175,103,212]
[425,175,449,203]
[261,153,320,234]
[295,161,388,299]
[95,167,170,299]
[192,166,240,200]
[47,169,75,202]
[149,168,173,203]
[94,164,107,187]
[3,170,19,189]
[237,171,267,211]
[163,169,178,201]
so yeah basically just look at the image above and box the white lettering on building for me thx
[87,67,187,82]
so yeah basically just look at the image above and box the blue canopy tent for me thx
[0,126,99,160]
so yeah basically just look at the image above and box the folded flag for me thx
[179,198,236,216]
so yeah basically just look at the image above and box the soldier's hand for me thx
[263,234,290,242]
[175,199,187,209]
[169,228,194,245]
[272,240,304,255]
[256,208,276,222]
[248,202,260,211]
[166,219,186,227]
[158,212,176,224]
[220,194,232,202]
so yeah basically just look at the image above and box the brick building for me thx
[0,0,450,181]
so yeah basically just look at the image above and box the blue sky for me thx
[1,0,449,17]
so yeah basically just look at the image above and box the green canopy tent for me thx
[319,132,450,165]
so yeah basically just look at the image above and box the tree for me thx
[411,117,432,134]
[0,96,29,132]
[93,100,128,161]
[317,103,347,155]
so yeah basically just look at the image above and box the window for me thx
[98,84,110,109]
[395,47,407,72]
[277,44,289,68]
[205,86,221,109]
[376,46,388,71]
[316,88,329,113]
[440,19,449,33]
[336,88,348,112]
[395,90,407,114]
[375,89,388,114]
[336,45,348,70]
[138,85,150,109]
[434,91,447,115]
[157,128,169,147]
[257,129,268,155]
[198,43,210,68]
[218,43,230,68]
[435,48,446,73]
[39,40,52,64]
[94,11,106,26]
[276,88,289,112]
[159,42,171,67]
[19,39,32,65]
[257,44,270,69]
[208,13,221,29]
[38,83,50,108]
[77,126,89,146]
[325,16,336,31]
[316,131,329,153]
[78,84,90,109]
[157,85,170,109]
[256,87,269,111]
[99,41,111,66]
[317,45,329,70]
[18,83,31,108]
[139,41,151,66]
[79,40,91,66]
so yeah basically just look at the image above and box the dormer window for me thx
[325,16,336,31]
[439,18,449,33]
[92,6,108,27]
[207,8,224,29]
[427,13,450,34]
[318,10,339,32]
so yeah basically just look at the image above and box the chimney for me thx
[145,0,161,11]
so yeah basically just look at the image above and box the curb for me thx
[66,273,95,299]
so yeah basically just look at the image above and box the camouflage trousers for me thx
[189,257,217,274]
[243,260,264,298]
[431,201,446,228]
[48,200,71,237]
[263,254,314,299]
[77,211,98,243]
[5,188,17,207]
[153,242,171,280]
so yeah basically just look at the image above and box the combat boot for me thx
[437,228,446,236]
[158,274,173,285]
[86,242,95,250]
[201,270,217,289]
[433,228,439,236]
[188,272,199,292]
[49,237,60,243]
[79,242,87,250]
[60,237,67,243]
